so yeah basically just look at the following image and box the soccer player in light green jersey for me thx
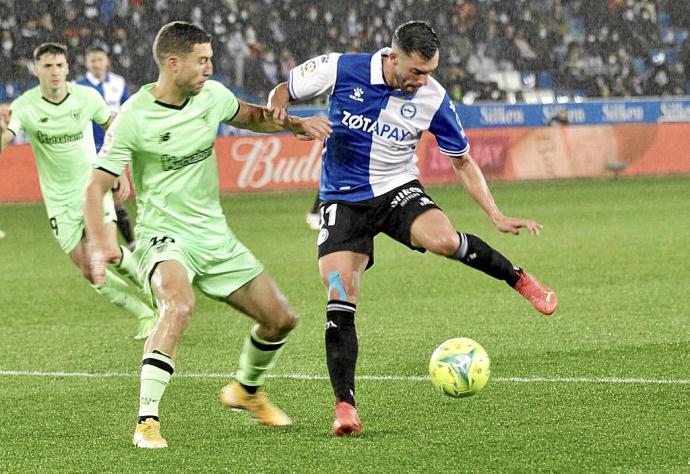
[0,43,156,340]
[83,21,332,449]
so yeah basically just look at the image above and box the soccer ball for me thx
[429,337,491,398]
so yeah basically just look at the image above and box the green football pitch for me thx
[1,176,688,472]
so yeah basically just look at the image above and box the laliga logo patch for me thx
[400,103,417,119]
[303,60,317,74]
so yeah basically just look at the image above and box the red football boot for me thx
[514,270,558,315]
[332,401,362,436]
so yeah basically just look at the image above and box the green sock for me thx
[139,352,174,420]
[236,325,287,387]
[112,245,141,287]
[92,269,155,321]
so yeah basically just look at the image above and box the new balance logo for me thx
[158,132,171,143]
[39,117,48,123]
[348,87,364,102]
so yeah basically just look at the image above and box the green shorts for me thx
[48,193,116,254]
[135,231,264,301]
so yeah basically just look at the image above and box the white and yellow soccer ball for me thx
[429,337,491,398]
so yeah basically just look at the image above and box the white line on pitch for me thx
[0,370,688,385]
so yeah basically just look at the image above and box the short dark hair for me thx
[392,21,440,60]
[33,43,68,61]
[153,21,211,65]
[85,45,107,56]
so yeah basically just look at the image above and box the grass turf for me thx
[0,175,688,472]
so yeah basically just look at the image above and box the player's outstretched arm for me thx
[450,153,543,236]
[84,169,122,285]
[228,101,331,141]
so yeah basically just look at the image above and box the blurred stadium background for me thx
[1,0,689,104]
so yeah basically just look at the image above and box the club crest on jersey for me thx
[71,111,81,120]
[349,87,364,103]
[400,102,417,119]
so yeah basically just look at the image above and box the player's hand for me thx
[88,240,121,286]
[112,175,131,204]
[493,215,543,236]
[264,105,288,123]
[293,116,332,141]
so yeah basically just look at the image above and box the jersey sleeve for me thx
[6,98,23,135]
[94,112,135,176]
[287,53,341,101]
[207,81,240,123]
[87,88,112,126]
[428,93,470,157]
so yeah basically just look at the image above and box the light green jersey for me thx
[95,80,240,243]
[8,83,110,214]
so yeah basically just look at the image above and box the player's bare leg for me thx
[410,209,557,315]
[133,260,195,448]
[319,251,368,435]
[71,222,157,339]
[220,271,297,426]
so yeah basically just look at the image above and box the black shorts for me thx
[317,180,441,268]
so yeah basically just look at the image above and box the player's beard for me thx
[395,70,420,94]
[175,76,206,97]
[187,80,206,96]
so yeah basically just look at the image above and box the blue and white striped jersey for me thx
[76,71,129,151]
[288,48,469,202]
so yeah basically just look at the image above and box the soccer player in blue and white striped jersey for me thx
[77,46,135,250]
[268,20,558,436]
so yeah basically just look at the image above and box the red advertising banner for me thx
[418,123,690,183]
[2,124,690,202]
[215,135,322,192]
[0,144,42,202]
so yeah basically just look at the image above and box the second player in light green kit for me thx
[83,22,332,448]
[0,43,156,340]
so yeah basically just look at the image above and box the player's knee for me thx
[160,299,195,331]
[322,271,356,302]
[82,267,95,284]
[425,233,460,257]
[278,306,299,334]
[77,260,95,283]
[264,306,298,339]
